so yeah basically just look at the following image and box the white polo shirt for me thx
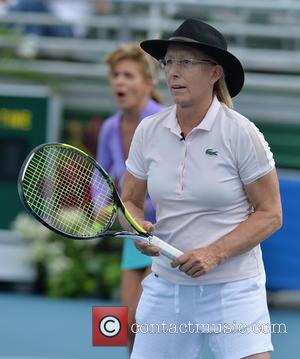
[126,96,275,285]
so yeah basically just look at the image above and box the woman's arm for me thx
[121,171,160,256]
[172,168,282,277]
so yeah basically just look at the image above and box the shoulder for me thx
[219,103,262,140]
[147,99,166,114]
[130,106,174,146]
[138,105,175,130]
[139,99,166,121]
[220,103,274,176]
[220,103,251,128]
[100,112,120,133]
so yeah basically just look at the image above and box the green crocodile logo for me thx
[205,148,218,156]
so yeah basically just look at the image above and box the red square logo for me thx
[92,306,128,346]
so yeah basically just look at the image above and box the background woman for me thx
[96,43,164,353]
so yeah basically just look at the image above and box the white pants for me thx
[131,272,273,359]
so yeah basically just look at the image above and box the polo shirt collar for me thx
[164,96,221,134]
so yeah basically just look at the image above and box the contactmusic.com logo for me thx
[92,306,128,346]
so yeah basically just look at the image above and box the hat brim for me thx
[141,39,244,98]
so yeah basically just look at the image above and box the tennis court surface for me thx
[0,292,298,358]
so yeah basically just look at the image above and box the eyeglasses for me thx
[158,57,218,71]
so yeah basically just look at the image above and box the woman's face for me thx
[164,44,221,108]
[109,59,153,112]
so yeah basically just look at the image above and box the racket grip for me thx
[149,235,183,261]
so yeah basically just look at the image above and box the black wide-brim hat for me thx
[140,18,244,97]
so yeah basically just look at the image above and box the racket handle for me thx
[148,235,183,261]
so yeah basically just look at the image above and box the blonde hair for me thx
[193,48,234,108]
[105,43,164,104]
[214,76,233,109]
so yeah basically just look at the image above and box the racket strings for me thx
[22,146,116,237]
[23,155,92,235]
[24,150,112,235]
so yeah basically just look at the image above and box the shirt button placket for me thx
[177,140,187,195]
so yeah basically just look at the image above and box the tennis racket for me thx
[17,143,183,261]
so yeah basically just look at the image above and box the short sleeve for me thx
[237,121,275,184]
[125,122,148,180]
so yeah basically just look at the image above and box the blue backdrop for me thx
[262,175,300,290]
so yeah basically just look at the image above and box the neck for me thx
[176,95,214,134]
[122,109,140,125]
[122,97,149,124]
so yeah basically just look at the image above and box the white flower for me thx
[11,212,51,242]
[47,256,72,276]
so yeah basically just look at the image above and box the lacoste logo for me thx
[205,148,218,156]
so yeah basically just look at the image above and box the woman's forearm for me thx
[123,200,145,221]
[209,209,282,265]
[120,171,148,228]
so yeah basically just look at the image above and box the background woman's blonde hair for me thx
[106,43,164,104]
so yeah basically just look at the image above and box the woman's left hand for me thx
[170,246,221,277]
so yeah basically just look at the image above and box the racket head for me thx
[18,143,119,239]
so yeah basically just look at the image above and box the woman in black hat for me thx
[122,19,282,359]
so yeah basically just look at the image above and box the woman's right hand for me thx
[134,220,160,256]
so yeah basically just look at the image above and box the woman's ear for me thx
[210,65,223,85]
